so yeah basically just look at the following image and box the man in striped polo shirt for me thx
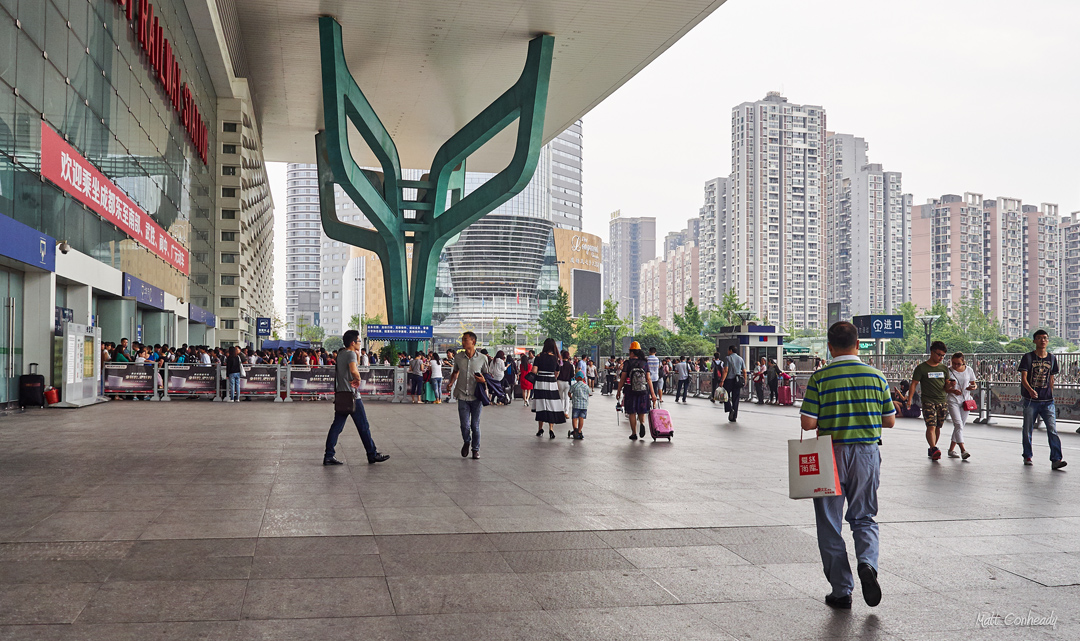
[801,322,895,610]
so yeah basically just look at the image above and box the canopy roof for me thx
[226,0,727,170]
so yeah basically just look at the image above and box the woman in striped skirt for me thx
[532,338,565,439]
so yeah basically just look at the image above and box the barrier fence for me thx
[100,363,406,402]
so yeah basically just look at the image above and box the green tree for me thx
[595,299,630,356]
[537,286,574,346]
[673,298,705,336]
[635,315,671,355]
[497,323,517,345]
[1005,337,1035,353]
[975,339,1004,353]
[300,323,326,343]
[323,336,344,352]
[714,288,755,326]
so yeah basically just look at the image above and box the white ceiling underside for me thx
[229,0,727,171]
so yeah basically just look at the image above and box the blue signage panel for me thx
[853,315,904,340]
[188,303,216,328]
[122,273,165,309]
[0,211,56,272]
[365,324,434,340]
[256,317,271,336]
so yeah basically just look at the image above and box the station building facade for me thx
[0,0,273,404]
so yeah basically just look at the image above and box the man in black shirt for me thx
[1018,330,1066,469]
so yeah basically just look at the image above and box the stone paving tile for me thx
[231,617,404,641]
[0,583,101,624]
[77,580,247,623]
[386,573,543,615]
[0,399,1078,638]
[240,577,395,619]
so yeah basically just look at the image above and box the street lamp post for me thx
[605,324,619,357]
[916,315,940,355]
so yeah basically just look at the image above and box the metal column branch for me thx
[315,16,554,326]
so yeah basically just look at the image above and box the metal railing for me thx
[865,352,1080,384]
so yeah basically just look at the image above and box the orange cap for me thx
[629,341,641,350]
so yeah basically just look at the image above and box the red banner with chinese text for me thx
[40,122,190,275]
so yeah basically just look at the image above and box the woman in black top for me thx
[532,339,565,438]
[617,348,657,441]
[225,346,244,402]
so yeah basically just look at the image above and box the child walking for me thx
[568,372,591,440]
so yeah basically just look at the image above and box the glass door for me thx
[0,267,24,404]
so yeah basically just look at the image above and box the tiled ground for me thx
[0,395,1077,640]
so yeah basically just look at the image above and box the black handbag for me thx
[334,391,355,413]
[524,371,537,384]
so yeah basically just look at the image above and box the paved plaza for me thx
[0,395,1078,640]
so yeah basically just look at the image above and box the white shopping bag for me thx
[788,432,843,500]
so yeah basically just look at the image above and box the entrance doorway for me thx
[0,266,25,404]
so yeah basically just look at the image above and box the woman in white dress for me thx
[946,352,977,459]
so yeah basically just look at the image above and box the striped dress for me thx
[532,353,565,425]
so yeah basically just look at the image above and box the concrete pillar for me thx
[97,298,136,345]
[21,271,55,378]
[67,283,93,326]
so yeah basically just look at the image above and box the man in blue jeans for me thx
[324,330,389,466]
[801,322,894,609]
[1019,330,1067,470]
[447,331,487,459]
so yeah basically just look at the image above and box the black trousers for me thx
[724,379,742,418]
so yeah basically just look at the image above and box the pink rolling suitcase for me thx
[778,385,794,406]
[648,401,674,441]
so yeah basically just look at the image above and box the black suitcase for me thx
[19,363,46,409]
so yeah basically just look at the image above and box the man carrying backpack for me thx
[720,345,747,422]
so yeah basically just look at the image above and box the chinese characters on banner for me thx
[39,122,190,275]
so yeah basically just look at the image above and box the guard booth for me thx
[710,322,786,369]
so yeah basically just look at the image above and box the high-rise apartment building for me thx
[215,87,275,347]
[913,194,1062,339]
[824,133,908,317]
[549,122,584,230]
[1061,213,1080,342]
[912,193,987,316]
[639,257,668,327]
[1022,203,1061,335]
[284,164,322,338]
[697,177,730,310]
[608,211,656,324]
[727,92,825,329]
[666,241,700,324]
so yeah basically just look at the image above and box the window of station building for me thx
[222,209,237,219]
[195,230,209,242]
[223,320,236,329]
[196,208,210,219]
[221,298,237,308]
[221,275,237,286]
[222,166,238,176]
[222,187,237,198]
[222,231,237,242]
[222,253,239,264]
[223,144,237,154]
[223,122,239,133]
[193,274,210,285]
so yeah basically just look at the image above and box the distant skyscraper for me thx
[1021,203,1061,336]
[608,210,656,324]
[824,133,908,317]
[727,92,825,329]
[1061,212,1080,342]
[911,193,986,318]
[697,177,730,310]
[284,164,321,339]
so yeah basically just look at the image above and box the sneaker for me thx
[961,451,971,460]
[1024,458,1033,466]
[931,448,942,461]
[948,450,960,458]
[323,457,344,466]
[368,453,390,464]
[1052,460,1068,470]
[824,593,852,609]
[461,442,470,458]
[857,562,881,607]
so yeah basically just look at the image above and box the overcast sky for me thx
[271,0,1079,313]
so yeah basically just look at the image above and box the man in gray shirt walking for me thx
[721,345,747,422]
[673,356,691,403]
[447,331,488,459]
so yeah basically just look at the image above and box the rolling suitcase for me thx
[777,385,794,406]
[648,401,674,441]
[19,363,46,409]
